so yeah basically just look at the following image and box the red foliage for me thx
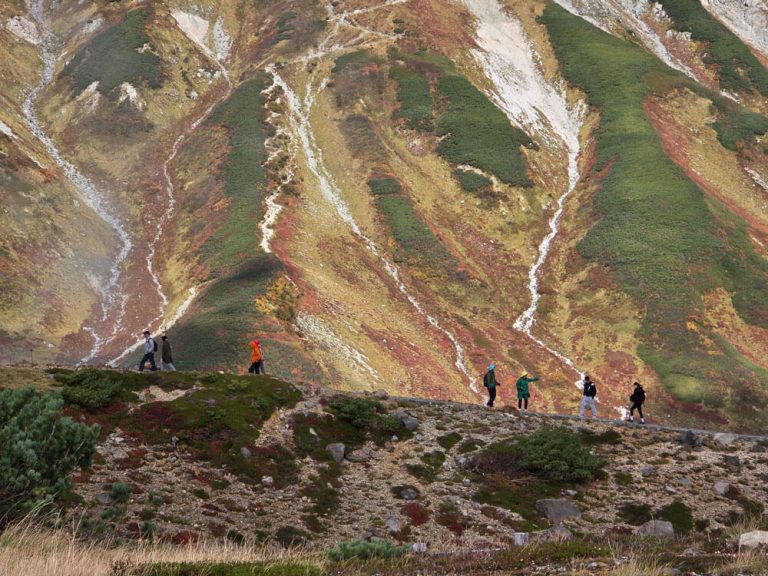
[401,502,430,527]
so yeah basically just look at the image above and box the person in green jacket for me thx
[516,372,539,412]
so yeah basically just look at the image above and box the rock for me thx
[739,530,768,551]
[636,520,675,538]
[680,477,692,487]
[171,435,179,448]
[564,489,578,497]
[261,476,274,487]
[361,527,382,541]
[462,478,472,486]
[683,548,702,557]
[346,448,371,463]
[373,389,389,400]
[400,487,419,501]
[679,430,702,447]
[723,454,740,467]
[713,432,737,448]
[454,455,468,468]
[240,447,252,459]
[386,517,401,533]
[326,443,346,464]
[411,542,427,553]
[393,409,420,431]
[535,524,573,543]
[640,466,655,477]
[665,486,677,494]
[513,532,530,546]
[535,499,581,524]
[751,442,766,453]
[713,481,730,496]
[587,562,608,571]
[96,492,112,505]
[661,568,681,576]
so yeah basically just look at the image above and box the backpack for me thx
[152,338,158,352]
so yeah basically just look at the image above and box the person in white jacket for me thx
[139,330,157,372]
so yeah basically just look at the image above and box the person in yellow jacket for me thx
[248,337,266,374]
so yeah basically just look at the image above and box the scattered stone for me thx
[713,432,737,448]
[411,542,427,553]
[462,478,472,486]
[665,485,677,494]
[636,520,675,538]
[386,517,401,533]
[564,489,578,497]
[587,562,608,571]
[454,455,468,468]
[661,568,681,576]
[261,476,274,487]
[513,532,530,546]
[722,454,740,467]
[96,492,112,505]
[682,548,702,557]
[346,448,371,463]
[308,427,318,437]
[535,524,573,543]
[640,466,655,477]
[751,442,766,453]
[373,389,389,400]
[171,435,179,448]
[326,443,346,464]
[739,530,768,551]
[393,409,420,431]
[239,447,252,459]
[399,487,419,501]
[679,430,702,447]
[713,481,730,496]
[535,499,581,523]
[680,477,692,487]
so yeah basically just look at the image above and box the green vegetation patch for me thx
[658,0,768,97]
[520,427,604,483]
[367,177,402,195]
[658,499,693,533]
[0,387,99,522]
[61,9,161,94]
[406,450,446,483]
[619,502,653,525]
[453,169,492,193]
[437,75,535,187]
[389,65,434,130]
[328,539,407,561]
[579,428,622,446]
[541,3,768,417]
[53,368,143,410]
[437,431,463,450]
[275,11,298,42]
[712,109,768,151]
[333,49,383,73]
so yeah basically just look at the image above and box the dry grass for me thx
[0,367,55,390]
[0,520,322,576]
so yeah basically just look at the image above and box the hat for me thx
[521,371,528,377]
[143,330,150,335]
[488,364,495,371]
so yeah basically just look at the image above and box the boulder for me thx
[399,486,419,501]
[679,430,702,447]
[513,532,530,546]
[640,466,655,477]
[386,517,401,533]
[239,447,252,459]
[346,448,371,463]
[326,443,346,464]
[722,455,740,467]
[261,476,274,487]
[713,481,730,496]
[535,499,581,524]
[739,530,768,551]
[393,409,420,431]
[411,542,428,554]
[636,520,674,539]
[96,492,112,505]
[373,389,389,400]
[535,524,573,543]
[713,432,737,448]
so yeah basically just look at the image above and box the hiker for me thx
[516,372,539,413]
[628,381,646,424]
[138,330,157,372]
[579,374,598,418]
[248,336,265,374]
[160,333,176,372]
[482,364,499,407]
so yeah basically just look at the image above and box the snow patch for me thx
[118,82,145,110]
[171,10,210,51]
[6,15,41,45]
[0,120,16,139]
[213,17,231,61]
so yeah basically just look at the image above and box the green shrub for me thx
[110,482,132,505]
[659,499,693,533]
[658,0,768,97]
[0,388,99,522]
[367,177,402,195]
[61,9,161,94]
[406,450,446,483]
[142,561,322,576]
[328,397,384,427]
[333,49,383,73]
[57,368,123,410]
[453,169,492,192]
[619,502,652,525]
[712,109,768,151]
[580,428,622,446]
[519,427,603,483]
[437,431,462,450]
[614,471,633,486]
[327,538,407,561]
[436,74,534,187]
[390,65,434,130]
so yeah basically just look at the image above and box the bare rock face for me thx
[535,499,581,524]
[636,520,675,539]
[326,443,346,464]
[739,531,768,551]
[345,448,371,463]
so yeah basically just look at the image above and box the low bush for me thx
[453,169,491,192]
[0,388,99,523]
[519,427,604,483]
[333,49,383,73]
[659,499,693,533]
[389,65,434,130]
[327,538,407,561]
[437,431,462,450]
[619,502,653,525]
[56,368,124,410]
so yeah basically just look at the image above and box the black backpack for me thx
[153,338,158,352]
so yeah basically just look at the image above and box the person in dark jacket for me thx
[628,381,645,423]
[579,374,598,418]
[138,330,157,372]
[483,364,499,407]
[516,372,539,412]
[160,333,176,372]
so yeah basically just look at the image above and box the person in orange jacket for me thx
[248,337,265,374]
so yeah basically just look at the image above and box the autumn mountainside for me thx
[1,0,768,431]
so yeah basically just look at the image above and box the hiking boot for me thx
[628,416,634,422]
[640,418,645,424]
